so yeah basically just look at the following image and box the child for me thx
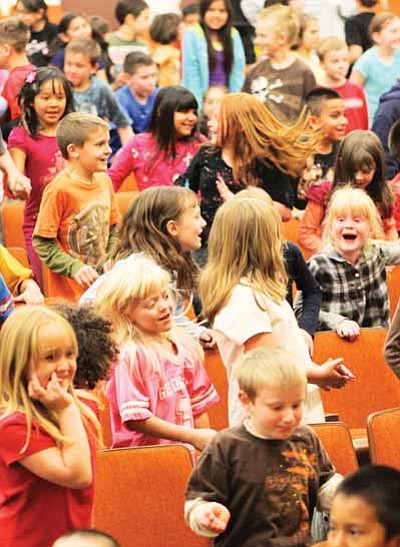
[49,12,93,70]
[149,13,182,87]
[8,66,74,286]
[199,196,353,426]
[318,38,368,134]
[350,12,400,126]
[55,303,118,391]
[198,84,228,138]
[114,51,158,134]
[303,186,400,339]
[295,14,324,81]
[0,17,35,123]
[243,4,316,124]
[95,255,219,451]
[296,88,347,208]
[345,0,377,66]
[15,0,58,67]
[81,186,214,346]
[176,92,320,263]
[185,346,342,546]
[108,0,150,77]
[64,39,133,149]
[53,529,120,547]
[32,112,121,302]
[298,130,397,255]
[182,4,200,27]
[108,85,205,191]
[0,306,100,547]
[327,465,400,547]
[181,0,246,109]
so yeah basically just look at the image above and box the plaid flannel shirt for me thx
[306,242,400,331]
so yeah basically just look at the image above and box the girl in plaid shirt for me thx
[298,186,400,340]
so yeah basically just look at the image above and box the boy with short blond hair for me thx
[185,346,342,547]
[0,17,35,122]
[243,4,316,124]
[318,37,368,133]
[64,39,133,148]
[33,112,121,302]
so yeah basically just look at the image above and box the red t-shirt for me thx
[0,412,95,547]
[1,64,36,120]
[335,80,369,133]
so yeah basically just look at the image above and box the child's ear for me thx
[60,33,70,44]
[165,219,178,238]
[66,143,80,159]
[238,390,250,408]
[0,43,11,57]
[308,115,321,131]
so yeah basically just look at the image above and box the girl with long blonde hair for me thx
[95,255,219,452]
[175,92,320,265]
[199,195,354,426]
[0,306,100,547]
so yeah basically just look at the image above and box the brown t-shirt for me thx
[243,58,316,124]
[186,424,335,547]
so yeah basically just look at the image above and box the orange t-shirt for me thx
[34,169,120,301]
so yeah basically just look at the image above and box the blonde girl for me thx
[176,92,320,263]
[95,256,219,451]
[0,306,100,547]
[294,14,324,81]
[199,196,354,426]
[301,186,400,341]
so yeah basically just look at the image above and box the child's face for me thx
[314,99,347,143]
[373,18,400,50]
[167,203,206,252]
[255,18,283,58]
[0,43,10,69]
[354,163,376,190]
[34,79,67,130]
[202,87,226,120]
[64,16,92,42]
[173,108,198,139]
[127,64,157,98]
[331,211,370,263]
[64,51,94,90]
[240,384,305,439]
[71,126,111,178]
[183,12,200,27]
[302,20,320,51]
[328,493,395,547]
[128,288,174,335]
[204,1,229,32]
[127,8,150,34]
[323,47,350,83]
[32,324,77,390]
[15,2,44,28]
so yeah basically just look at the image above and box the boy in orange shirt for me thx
[33,112,121,301]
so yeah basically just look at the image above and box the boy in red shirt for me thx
[0,17,35,123]
[318,37,369,133]
[33,112,121,301]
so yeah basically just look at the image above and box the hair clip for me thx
[26,71,37,84]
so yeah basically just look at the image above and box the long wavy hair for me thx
[199,196,287,325]
[114,186,199,294]
[332,130,393,218]
[215,93,321,181]
[0,306,100,450]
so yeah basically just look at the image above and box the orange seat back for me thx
[311,422,359,476]
[203,348,229,431]
[1,199,25,249]
[368,406,400,469]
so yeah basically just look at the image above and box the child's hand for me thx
[195,502,230,534]
[74,265,99,288]
[336,319,360,341]
[314,358,355,390]
[8,170,31,199]
[199,329,216,349]
[28,371,73,412]
[191,428,217,451]
[14,280,44,305]
[216,176,234,202]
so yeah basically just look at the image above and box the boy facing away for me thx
[325,465,400,547]
[0,17,35,123]
[185,346,342,547]
[243,4,316,124]
[33,112,121,301]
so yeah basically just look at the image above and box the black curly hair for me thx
[54,304,118,390]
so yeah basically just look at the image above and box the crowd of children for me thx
[1,0,400,545]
